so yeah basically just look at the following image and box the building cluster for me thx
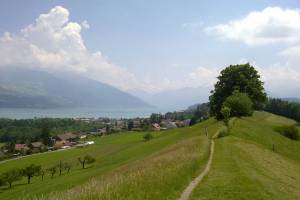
[12,132,92,156]
[76,117,192,133]
[0,116,192,159]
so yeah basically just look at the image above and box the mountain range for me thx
[0,67,152,109]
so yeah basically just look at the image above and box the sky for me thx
[0,0,300,98]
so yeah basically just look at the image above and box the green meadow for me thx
[0,112,299,200]
[0,118,221,200]
[190,112,300,200]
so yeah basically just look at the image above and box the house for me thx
[97,128,107,135]
[15,144,27,152]
[116,120,127,129]
[161,120,177,129]
[54,132,79,143]
[184,119,191,127]
[133,120,141,128]
[151,123,161,131]
[53,141,64,150]
[29,142,45,153]
[15,144,30,154]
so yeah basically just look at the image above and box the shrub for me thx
[218,128,229,138]
[143,133,153,142]
[223,91,253,117]
[275,125,299,140]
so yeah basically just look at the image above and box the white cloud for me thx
[81,20,90,29]
[182,22,204,29]
[205,7,300,46]
[0,6,142,91]
[280,45,300,58]
[259,64,300,97]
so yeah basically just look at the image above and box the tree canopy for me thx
[223,91,253,117]
[209,63,266,119]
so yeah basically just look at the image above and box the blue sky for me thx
[0,0,300,98]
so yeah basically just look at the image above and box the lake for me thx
[0,107,165,119]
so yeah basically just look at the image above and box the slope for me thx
[190,112,300,200]
[0,118,221,200]
[0,67,152,108]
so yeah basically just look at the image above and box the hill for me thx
[0,68,152,109]
[0,112,299,199]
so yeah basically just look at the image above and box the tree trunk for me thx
[28,176,31,184]
[83,161,85,169]
[59,160,62,176]
[9,182,12,189]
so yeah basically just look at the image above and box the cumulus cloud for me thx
[205,7,300,46]
[0,6,142,91]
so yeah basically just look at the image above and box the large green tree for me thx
[209,63,266,119]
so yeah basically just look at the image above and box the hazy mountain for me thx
[134,87,210,111]
[0,68,152,109]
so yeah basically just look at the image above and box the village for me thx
[0,114,195,159]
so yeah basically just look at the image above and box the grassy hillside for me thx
[1,112,299,200]
[190,112,300,200]
[0,118,221,200]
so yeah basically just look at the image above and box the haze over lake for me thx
[0,107,163,119]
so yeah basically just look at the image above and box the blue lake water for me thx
[0,107,165,119]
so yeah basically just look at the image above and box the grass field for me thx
[190,112,300,200]
[0,118,221,200]
[1,112,299,200]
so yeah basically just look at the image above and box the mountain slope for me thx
[134,87,210,110]
[0,68,152,108]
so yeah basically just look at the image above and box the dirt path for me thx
[178,131,219,200]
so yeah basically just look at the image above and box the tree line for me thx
[0,155,95,189]
[264,98,300,123]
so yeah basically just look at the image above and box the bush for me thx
[275,125,299,140]
[143,133,153,142]
[217,128,229,138]
[223,91,253,117]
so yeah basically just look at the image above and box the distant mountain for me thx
[281,97,300,103]
[133,87,210,111]
[0,68,152,109]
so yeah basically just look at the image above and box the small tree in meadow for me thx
[39,168,46,181]
[221,106,231,126]
[63,162,72,173]
[2,169,21,188]
[22,164,41,184]
[143,133,153,142]
[47,166,57,178]
[78,155,96,169]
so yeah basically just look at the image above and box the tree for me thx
[38,168,46,181]
[221,106,231,126]
[2,169,21,188]
[22,164,41,184]
[143,133,153,141]
[223,91,253,117]
[78,155,96,169]
[209,63,266,119]
[150,113,163,123]
[63,162,72,173]
[127,120,134,131]
[58,160,63,176]
[47,166,57,178]
[40,121,52,146]
[265,98,300,122]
